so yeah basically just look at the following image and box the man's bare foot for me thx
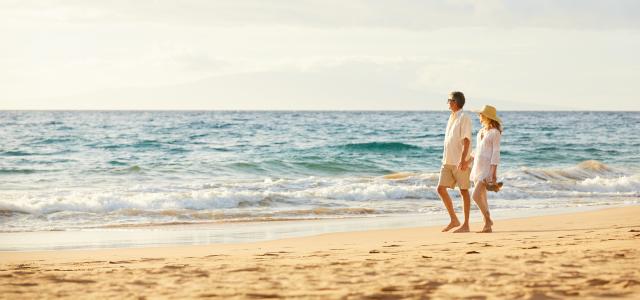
[453,224,470,233]
[442,221,460,232]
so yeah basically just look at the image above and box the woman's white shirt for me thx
[470,128,501,183]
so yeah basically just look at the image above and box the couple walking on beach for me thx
[437,91,502,233]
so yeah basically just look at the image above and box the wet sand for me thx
[1,206,639,299]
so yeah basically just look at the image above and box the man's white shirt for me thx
[442,109,472,165]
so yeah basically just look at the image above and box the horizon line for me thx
[0,109,638,113]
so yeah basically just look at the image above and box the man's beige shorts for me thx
[438,164,471,190]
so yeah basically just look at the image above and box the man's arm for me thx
[457,115,472,170]
[457,138,470,170]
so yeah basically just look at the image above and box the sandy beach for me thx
[1,206,639,299]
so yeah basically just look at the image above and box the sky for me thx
[1,0,639,110]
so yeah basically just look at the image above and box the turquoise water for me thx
[1,111,638,232]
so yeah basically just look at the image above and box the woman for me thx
[469,105,502,233]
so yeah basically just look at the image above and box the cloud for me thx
[1,1,638,110]
[9,57,575,111]
[2,0,639,30]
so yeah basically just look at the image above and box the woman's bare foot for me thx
[442,221,460,232]
[479,223,492,233]
[453,224,470,233]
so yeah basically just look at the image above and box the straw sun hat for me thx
[476,105,502,124]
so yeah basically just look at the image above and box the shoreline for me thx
[0,204,620,252]
[2,206,639,299]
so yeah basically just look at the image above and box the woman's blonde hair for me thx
[480,114,503,133]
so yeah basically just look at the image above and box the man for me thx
[437,91,472,233]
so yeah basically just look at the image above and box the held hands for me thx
[457,159,470,171]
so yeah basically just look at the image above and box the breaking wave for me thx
[0,160,637,232]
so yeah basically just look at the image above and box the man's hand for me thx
[457,160,468,171]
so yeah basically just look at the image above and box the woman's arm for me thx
[490,164,498,182]
[490,131,501,181]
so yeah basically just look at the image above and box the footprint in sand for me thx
[129,280,156,287]
[362,262,377,267]
[412,280,444,292]
[557,271,584,279]
[162,264,188,270]
[586,278,610,286]
[362,292,403,300]
[44,275,96,284]
[199,293,220,298]
[245,292,281,298]
[487,272,514,277]
[256,252,280,257]
[13,264,33,269]
[526,291,561,300]
[10,282,39,287]
[620,279,640,288]
[192,269,210,278]
[294,264,320,270]
[380,285,402,292]
[108,260,133,264]
[230,267,264,273]
[525,260,545,264]
[553,289,580,297]
[76,260,107,265]
[12,271,35,275]
[463,295,488,300]
[139,258,165,262]
[359,266,376,274]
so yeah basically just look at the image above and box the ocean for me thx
[1,111,638,249]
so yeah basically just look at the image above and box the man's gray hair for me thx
[449,91,465,108]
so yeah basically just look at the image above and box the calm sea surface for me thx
[1,111,639,234]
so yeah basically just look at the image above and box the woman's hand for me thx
[458,158,473,171]
[490,164,498,183]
